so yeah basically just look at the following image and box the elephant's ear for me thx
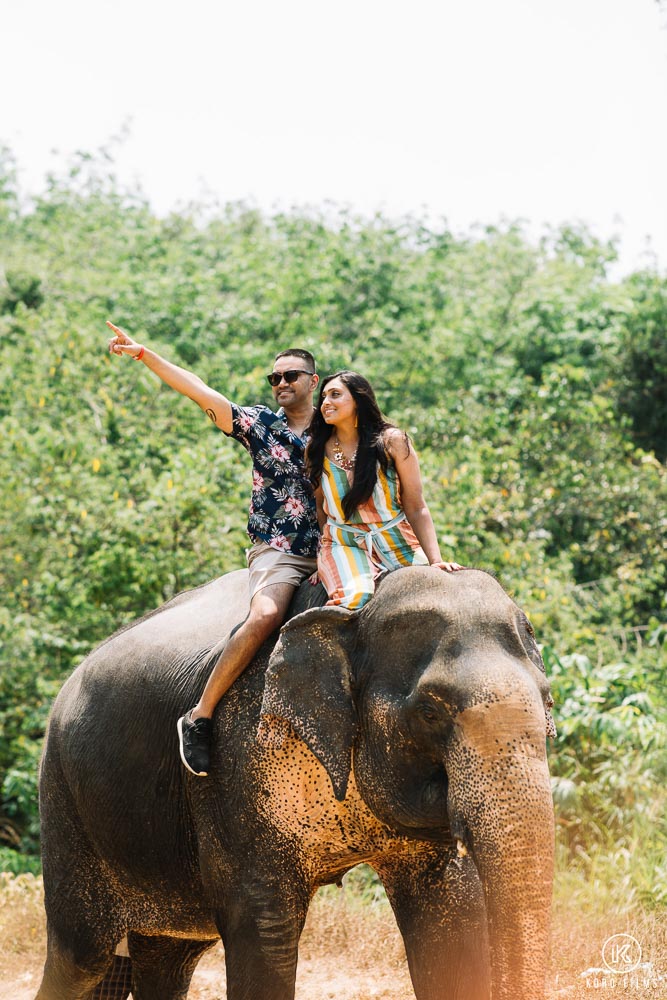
[518,611,558,740]
[259,605,359,801]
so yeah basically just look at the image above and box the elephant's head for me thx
[260,566,555,998]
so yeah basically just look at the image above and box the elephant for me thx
[35,565,555,1000]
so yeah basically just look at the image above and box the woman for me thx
[306,371,463,609]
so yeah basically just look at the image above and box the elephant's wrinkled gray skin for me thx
[36,567,554,1000]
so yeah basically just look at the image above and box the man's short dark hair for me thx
[274,348,316,373]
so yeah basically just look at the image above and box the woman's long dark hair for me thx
[306,371,407,520]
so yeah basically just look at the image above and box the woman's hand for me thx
[431,561,465,572]
[307,570,320,586]
[107,320,144,359]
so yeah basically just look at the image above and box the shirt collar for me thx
[275,406,313,443]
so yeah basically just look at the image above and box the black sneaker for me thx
[177,712,213,776]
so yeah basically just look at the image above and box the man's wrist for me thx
[133,346,146,362]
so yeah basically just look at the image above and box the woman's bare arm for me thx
[386,429,463,572]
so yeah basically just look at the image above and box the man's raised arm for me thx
[106,320,233,434]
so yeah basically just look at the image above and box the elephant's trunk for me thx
[446,693,554,1000]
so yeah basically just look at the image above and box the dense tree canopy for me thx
[0,149,665,894]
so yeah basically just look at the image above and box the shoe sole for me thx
[177,716,209,777]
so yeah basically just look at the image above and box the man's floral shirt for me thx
[226,403,319,557]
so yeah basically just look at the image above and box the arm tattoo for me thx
[206,408,217,424]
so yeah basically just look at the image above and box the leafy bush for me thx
[614,270,667,461]
[546,630,667,895]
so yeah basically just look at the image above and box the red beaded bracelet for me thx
[133,347,145,362]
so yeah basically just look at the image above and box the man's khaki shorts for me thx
[246,542,317,601]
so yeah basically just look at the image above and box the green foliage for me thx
[547,637,667,837]
[614,270,667,461]
[0,270,44,314]
[0,148,665,892]
[546,632,667,904]
[0,847,41,875]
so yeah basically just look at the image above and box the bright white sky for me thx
[3,0,667,274]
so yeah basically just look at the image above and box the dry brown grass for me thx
[1,874,665,999]
[0,875,46,965]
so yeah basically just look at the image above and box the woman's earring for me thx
[354,413,358,428]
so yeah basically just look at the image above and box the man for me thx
[106,321,319,777]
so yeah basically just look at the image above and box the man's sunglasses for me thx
[266,369,314,387]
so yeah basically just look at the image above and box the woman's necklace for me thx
[332,436,357,471]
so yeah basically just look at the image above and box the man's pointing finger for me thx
[106,320,128,339]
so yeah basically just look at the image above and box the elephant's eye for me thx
[417,703,439,724]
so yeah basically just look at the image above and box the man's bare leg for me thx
[177,583,296,775]
[192,583,296,719]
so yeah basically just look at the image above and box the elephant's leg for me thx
[34,921,116,1000]
[214,871,311,1000]
[127,933,216,1000]
[37,752,125,1000]
[378,848,490,1000]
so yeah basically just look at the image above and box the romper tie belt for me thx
[327,511,407,562]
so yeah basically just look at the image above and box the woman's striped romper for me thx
[317,456,429,609]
